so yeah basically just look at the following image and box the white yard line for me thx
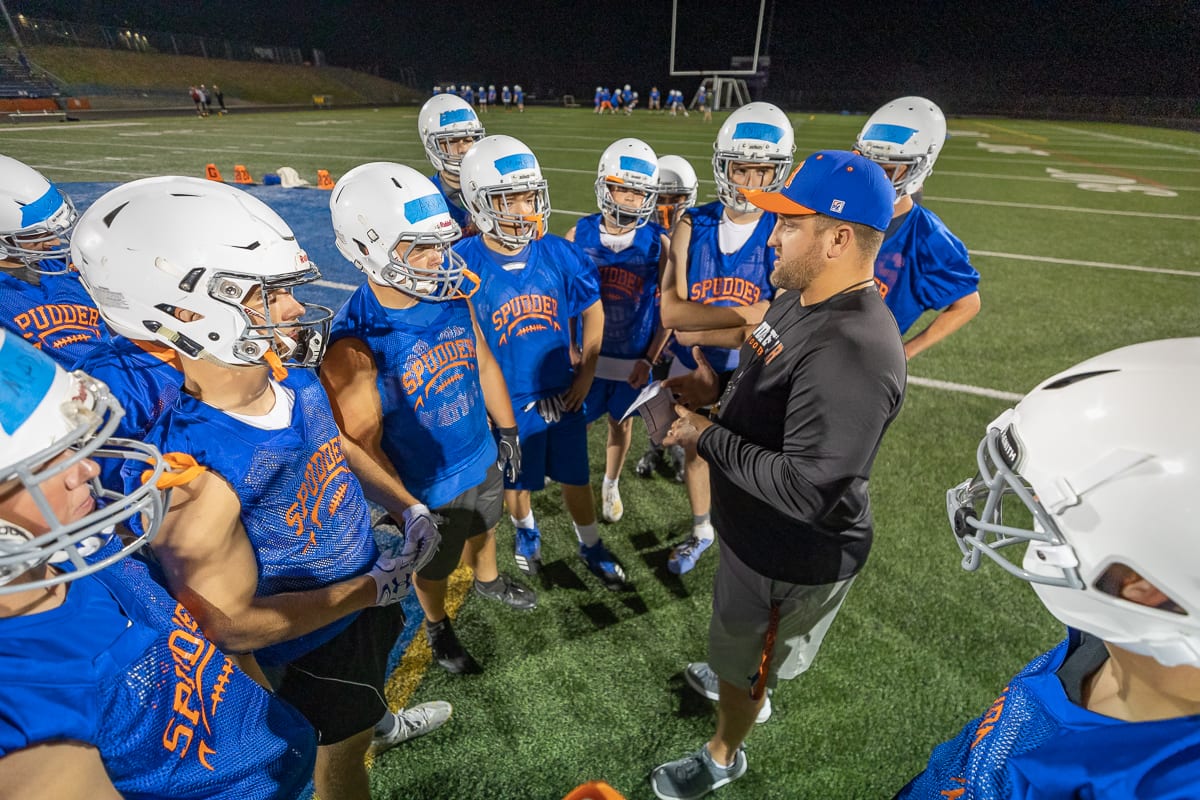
[935,170,1199,192]
[0,121,148,133]
[907,376,1022,402]
[973,250,1198,277]
[940,154,1200,173]
[925,195,1200,221]
[1044,125,1200,156]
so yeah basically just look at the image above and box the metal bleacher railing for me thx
[10,14,315,67]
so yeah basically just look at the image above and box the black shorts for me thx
[273,603,404,745]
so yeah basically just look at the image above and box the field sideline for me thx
[5,108,1196,798]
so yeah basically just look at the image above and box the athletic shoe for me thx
[579,539,628,590]
[368,702,453,755]
[668,445,686,483]
[601,481,624,522]
[635,444,662,478]
[427,619,481,674]
[474,574,538,610]
[650,744,747,800]
[667,533,714,576]
[684,662,771,723]
[514,525,542,575]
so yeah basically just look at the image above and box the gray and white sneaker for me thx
[368,702,453,755]
[651,745,747,800]
[684,662,771,723]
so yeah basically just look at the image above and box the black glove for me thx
[496,426,521,482]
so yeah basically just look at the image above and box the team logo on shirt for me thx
[690,276,762,307]
[490,293,560,345]
[599,266,645,302]
[11,302,102,351]
[161,602,234,771]
[402,335,478,412]
[747,320,784,364]
[285,436,352,551]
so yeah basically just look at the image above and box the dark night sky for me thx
[12,0,1200,104]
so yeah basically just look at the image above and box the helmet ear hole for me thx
[354,239,371,257]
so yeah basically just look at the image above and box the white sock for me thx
[573,521,600,547]
[512,512,535,530]
[694,520,714,541]
[603,476,619,490]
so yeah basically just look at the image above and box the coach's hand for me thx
[496,426,522,482]
[662,347,719,410]
[664,404,713,452]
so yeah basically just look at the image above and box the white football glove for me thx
[531,394,566,424]
[370,504,442,606]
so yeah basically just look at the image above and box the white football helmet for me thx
[594,138,659,229]
[331,162,477,301]
[418,94,487,176]
[712,102,795,212]
[459,135,551,249]
[0,154,77,272]
[655,155,699,229]
[947,338,1200,667]
[855,96,947,200]
[0,331,168,594]
[72,177,330,373]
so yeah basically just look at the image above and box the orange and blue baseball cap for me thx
[741,150,894,231]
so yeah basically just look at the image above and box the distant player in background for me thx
[899,338,1200,798]
[456,135,629,591]
[502,85,512,111]
[659,103,794,575]
[487,84,497,110]
[418,93,487,234]
[0,332,318,800]
[669,89,688,117]
[566,139,669,524]
[515,85,525,112]
[621,84,634,114]
[477,85,487,113]
[635,154,700,482]
[696,83,712,122]
[855,96,980,359]
[461,84,475,108]
[649,86,661,111]
[73,178,444,800]
[599,86,615,114]
[0,155,107,369]
[325,163,535,678]
[594,86,603,113]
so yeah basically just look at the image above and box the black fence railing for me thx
[10,15,312,66]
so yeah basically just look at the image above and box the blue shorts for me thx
[508,401,589,490]
[582,377,641,425]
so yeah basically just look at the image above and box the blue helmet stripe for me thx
[732,122,783,143]
[494,153,536,175]
[438,108,476,126]
[862,123,918,145]
[404,193,449,223]
[0,335,56,434]
[618,155,656,176]
[20,184,62,228]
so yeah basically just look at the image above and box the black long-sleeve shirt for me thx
[697,286,906,584]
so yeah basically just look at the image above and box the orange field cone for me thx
[316,169,335,190]
[204,163,223,182]
[233,164,255,184]
[562,781,625,800]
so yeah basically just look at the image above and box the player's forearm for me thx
[903,291,981,360]
[646,325,673,363]
[661,294,755,331]
[198,576,376,654]
[675,326,753,350]
[480,357,517,428]
[577,304,604,373]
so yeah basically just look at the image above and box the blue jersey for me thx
[0,549,316,799]
[503,88,512,103]
[515,89,524,103]
[874,203,979,335]
[430,172,473,231]
[650,88,660,101]
[137,369,378,666]
[488,88,497,103]
[670,202,776,372]
[457,234,600,405]
[73,337,185,492]
[898,633,1200,799]
[0,266,107,367]
[329,286,497,510]
[574,214,663,359]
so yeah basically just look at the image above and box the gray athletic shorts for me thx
[708,539,856,691]
[418,464,504,581]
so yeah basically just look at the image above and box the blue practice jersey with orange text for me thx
[456,234,600,406]
[0,265,107,367]
[574,213,663,359]
[0,546,316,799]
[669,201,775,372]
[329,286,497,509]
[133,369,378,666]
[897,633,1200,799]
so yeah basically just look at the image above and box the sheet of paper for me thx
[620,381,677,445]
